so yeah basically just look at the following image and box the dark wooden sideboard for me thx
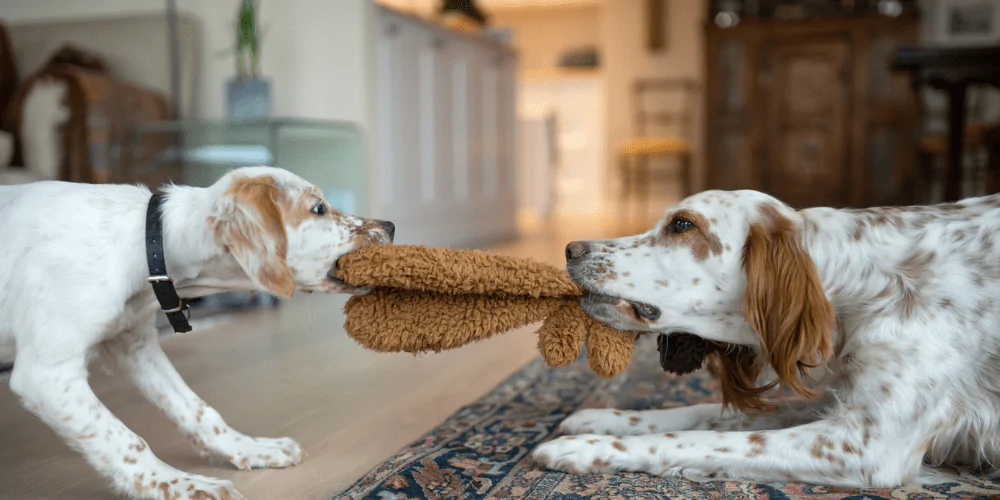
[704,15,919,208]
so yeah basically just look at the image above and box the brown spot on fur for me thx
[664,433,677,438]
[748,433,767,446]
[656,280,669,287]
[893,249,935,319]
[593,458,612,467]
[853,220,867,240]
[816,436,834,450]
[659,209,724,261]
[612,410,622,416]
[649,447,657,455]
[587,439,599,444]
[612,441,627,452]
[124,456,137,464]
[809,441,825,459]
[714,447,731,453]
[628,416,641,425]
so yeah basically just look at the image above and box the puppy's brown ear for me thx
[213,175,295,299]
[741,205,833,399]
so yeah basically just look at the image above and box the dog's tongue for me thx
[656,333,714,375]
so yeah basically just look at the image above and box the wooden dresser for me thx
[704,15,919,208]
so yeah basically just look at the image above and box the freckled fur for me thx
[534,190,1000,489]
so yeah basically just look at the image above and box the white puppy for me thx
[0,166,393,499]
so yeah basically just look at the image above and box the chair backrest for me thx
[7,13,201,119]
[632,78,699,140]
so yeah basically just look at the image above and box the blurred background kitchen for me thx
[0,0,998,498]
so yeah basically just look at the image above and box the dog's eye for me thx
[311,202,327,216]
[667,218,693,234]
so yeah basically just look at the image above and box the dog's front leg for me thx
[105,324,304,470]
[533,414,920,488]
[558,397,830,436]
[10,347,245,499]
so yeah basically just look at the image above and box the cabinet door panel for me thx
[765,39,850,208]
[706,35,756,191]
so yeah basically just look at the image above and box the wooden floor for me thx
[0,215,635,500]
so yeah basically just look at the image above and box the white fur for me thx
[535,190,1000,488]
[0,166,392,499]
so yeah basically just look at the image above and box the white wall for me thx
[0,0,374,125]
[492,4,601,72]
[494,0,706,214]
[600,0,706,197]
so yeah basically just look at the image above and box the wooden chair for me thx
[619,78,698,223]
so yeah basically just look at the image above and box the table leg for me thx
[946,83,968,201]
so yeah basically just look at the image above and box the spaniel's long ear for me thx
[741,205,833,398]
[213,175,295,299]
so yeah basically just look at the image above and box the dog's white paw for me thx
[214,435,305,470]
[127,471,246,500]
[558,408,654,436]
[532,435,630,474]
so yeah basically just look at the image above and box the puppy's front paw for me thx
[130,471,246,500]
[559,408,652,436]
[532,435,630,474]
[221,436,305,470]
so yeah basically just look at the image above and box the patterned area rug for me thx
[334,339,1000,499]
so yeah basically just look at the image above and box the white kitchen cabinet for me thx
[373,6,518,247]
[520,73,606,216]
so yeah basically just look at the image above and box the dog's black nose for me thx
[565,241,591,263]
[379,220,395,241]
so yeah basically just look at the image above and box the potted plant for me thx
[226,0,270,121]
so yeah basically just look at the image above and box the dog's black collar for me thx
[146,194,192,333]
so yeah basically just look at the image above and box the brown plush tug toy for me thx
[336,245,712,378]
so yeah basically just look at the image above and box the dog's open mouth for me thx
[580,293,662,321]
[326,258,371,294]
[327,268,348,286]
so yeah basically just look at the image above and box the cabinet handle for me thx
[433,38,446,50]
[385,23,400,37]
